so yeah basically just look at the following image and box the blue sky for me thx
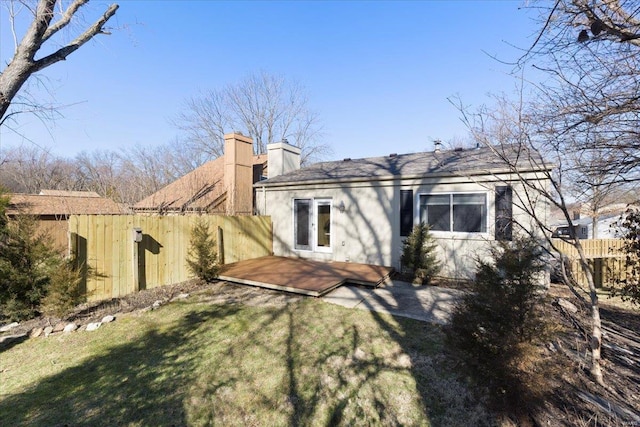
[0,1,541,161]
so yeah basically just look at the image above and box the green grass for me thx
[0,291,489,426]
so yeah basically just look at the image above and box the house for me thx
[134,133,267,215]
[255,142,551,280]
[551,211,626,239]
[6,190,125,252]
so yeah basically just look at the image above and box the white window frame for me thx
[417,191,489,236]
[292,198,333,253]
[313,199,333,253]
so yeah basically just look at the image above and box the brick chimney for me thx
[224,132,253,215]
[267,140,301,179]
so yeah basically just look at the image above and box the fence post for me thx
[132,227,143,292]
[217,225,225,265]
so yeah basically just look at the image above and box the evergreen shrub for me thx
[400,223,440,284]
[186,218,220,282]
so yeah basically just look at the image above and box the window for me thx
[316,200,331,248]
[495,186,513,241]
[400,190,413,237]
[293,198,332,252]
[419,193,487,233]
[294,199,311,250]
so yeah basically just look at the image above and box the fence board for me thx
[551,238,627,288]
[552,238,625,259]
[70,214,272,301]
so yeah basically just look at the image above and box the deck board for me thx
[219,256,394,297]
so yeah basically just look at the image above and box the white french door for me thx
[293,198,332,252]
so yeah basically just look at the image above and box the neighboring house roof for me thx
[38,190,101,198]
[134,154,267,212]
[257,144,548,187]
[7,191,124,216]
[550,202,629,223]
[551,212,623,228]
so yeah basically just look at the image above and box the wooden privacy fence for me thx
[69,215,272,302]
[552,238,626,288]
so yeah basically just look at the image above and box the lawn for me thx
[0,288,488,426]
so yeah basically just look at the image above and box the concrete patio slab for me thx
[323,279,464,324]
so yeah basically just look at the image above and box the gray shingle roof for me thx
[257,144,550,187]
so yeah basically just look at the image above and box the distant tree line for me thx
[0,141,205,205]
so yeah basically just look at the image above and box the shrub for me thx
[186,218,220,282]
[446,237,551,417]
[610,206,640,305]
[41,259,84,318]
[0,214,57,321]
[400,223,440,284]
[0,189,87,321]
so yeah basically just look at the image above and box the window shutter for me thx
[400,190,413,237]
[495,186,513,241]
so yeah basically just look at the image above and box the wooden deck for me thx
[219,256,394,297]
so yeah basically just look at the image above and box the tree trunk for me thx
[576,243,604,385]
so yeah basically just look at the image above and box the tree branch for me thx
[32,3,119,73]
[41,0,90,43]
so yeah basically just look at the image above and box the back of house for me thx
[256,143,551,280]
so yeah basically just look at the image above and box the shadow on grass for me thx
[0,334,29,353]
[2,289,489,426]
[342,283,493,425]
[0,304,241,426]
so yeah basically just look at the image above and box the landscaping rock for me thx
[101,315,115,323]
[63,323,78,333]
[52,322,66,333]
[86,322,102,331]
[43,326,54,337]
[557,298,579,314]
[0,322,19,332]
[152,300,163,308]
[30,327,43,338]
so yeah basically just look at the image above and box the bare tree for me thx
[75,149,123,200]
[174,71,331,165]
[489,0,640,385]
[0,144,79,192]
[523,0,640,185]
[0,0,119,126]
[0,140,205,205]
[115,142,207,204]
[451,91,606,385]
[565,145,631,237]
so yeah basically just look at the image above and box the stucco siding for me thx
[256,172,550,280]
